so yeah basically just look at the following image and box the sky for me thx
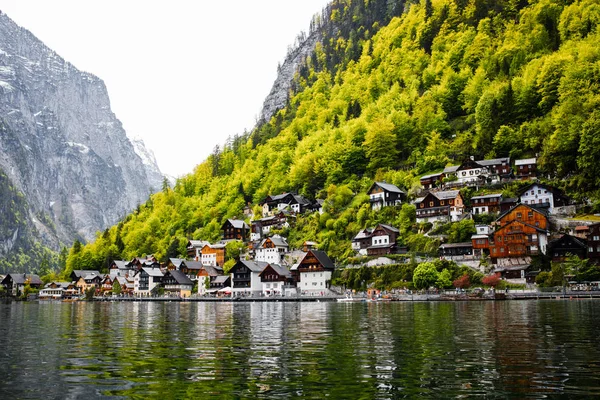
[0,0,332,177]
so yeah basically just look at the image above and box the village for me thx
[2,156,600,301]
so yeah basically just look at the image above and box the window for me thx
[517,212,522,219]
[593,236,600,241]
[501,247,505,253]
[528,211,533,219]
[440,201,445,206]
[420,204,424,208]
[519,165,523,169]
[589,247,594,253]
[429,202,434,207]
[470,170,474,175]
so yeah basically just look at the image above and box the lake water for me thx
[1,300,600,399]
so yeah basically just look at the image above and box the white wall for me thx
[300,271,331,292]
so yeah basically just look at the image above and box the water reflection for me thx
[1,301,600,398]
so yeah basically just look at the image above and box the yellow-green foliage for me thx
[66,0,600,272]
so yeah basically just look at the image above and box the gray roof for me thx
[237,260,269,273]
[439,242,473,249]
[434,190,460,200]
[372,181,406,194]
[515,158,536,165]
[212,275,230,284]
[471,193,502,200]
[72,270,101,279]
[202,264,224,276]
[227,219,250,229]
[420,172,444,180]
[353,228,372,240]
[477,157,510,166]
[167,270,193,285]
[3,274,43,286]
[183,260,204,271]
[142,268,164,277]
[169,258,186,269]
[379,224,399,233]
[260,263,291,278]
[261,235,288,248]
[188,240,210,248]
[307,250,335,270]
[443,165,459,173]
[112,261,129,269]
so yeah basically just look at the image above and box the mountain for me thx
[0,11,163,273]
[65,0,600,273]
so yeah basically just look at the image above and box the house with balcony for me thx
[519,183,571,214]
[162,270,193,297]
[230,260,269,296]
[222,219,250,241]
[352,224,400,256]
[296,250,335,294]
[255,235,289,264]
[1,274,43,297]
[420,172,445,190]
[367,182,406,211]
[547,234,587,262]
[261,193,314,217]
[415,190,465,223]
[197,264,226,295]
[439,242,473,257]
[443,157,511,187]
[587,223,600,264]
[250,212,292,241]
[134,267,164,296]
[201,243,226,267]
[186,240,210,260]
[259,263,294,296]
[515,158,537,180]
[470,193,503,215]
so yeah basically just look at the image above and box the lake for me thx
[1,300,600,399]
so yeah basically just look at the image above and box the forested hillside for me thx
[64,0,600,276]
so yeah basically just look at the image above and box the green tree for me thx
[363,118,398,173]
[436,268,453,289]
[413,262,439,289]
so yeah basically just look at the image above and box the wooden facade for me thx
[222,219,250,241]
[548,234,587,262]
[420,173,445,190]
[587,223,600,264]
[416,190,463,222]
[367,182,406,210]
[200,244,226,267]
[470,194,502,214]
[489,220,546,258]
[515,158,537,180]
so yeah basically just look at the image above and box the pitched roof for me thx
[260,263,291,278]
[353,228,373,240]
[420,172,444,180]
[202,264,224,276]
[443,165,459,173]
[226,219,250,229]
[72,270,101,279]
[379,224,399,233]
[307,250,335,270]
[261,235,288,248]
[371,181,406,194]
[515,158,537,165]
[496,202,548,222]
[183,260,204,270]
[471,193,502,200]
[236,260,269,273]
[212,275,230,284]
[167,270,193,285]
[169,258,186,269]
[4,274,43,285]
[142,268,164,277]
[477,157,510,166]
[111,261,129,269]
[439,242,473,249]
[434,190,460,200]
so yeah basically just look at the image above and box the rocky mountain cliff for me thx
[0,11,163,272]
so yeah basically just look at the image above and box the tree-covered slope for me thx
[65,0,600,274]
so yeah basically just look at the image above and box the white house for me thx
[519,183,571,214]
[297,250,335,294]
[230,260,268,297]
[367,181,406,211]
[134,268,164,296]
[255,235,289,264]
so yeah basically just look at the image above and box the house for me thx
[420,172,445,190]
[1,274,43,296]
[587,223,600,264]
[574,225,590,239]
[367,181,406,211]
[127,256,160,273]
[179,260,204,281]
[489,204,549,259]
[415,190,465,223]
[75,272,103,295]
[261,193,314,217]
[259,263,293,296]
[547,234,587,262]
[109,260,134,279]
[186,240,210,260]
[352,224,400,256]
[296,250,335,294]
[472,234,491,258]
[444,157,511,187]
[134,267,164,296]
[39,282,68,300]
[439,242,473,257]
[519,183,571,214]
[492,257,535,282]
[255,235,289,264]
[352,228,373,255]
[230,260,269,296]
[70,270,101,282]
[250,212,292,241]
[197,264,225,295]
[166,258,186,271]
[201,243,226,267]
[115,277,135,296]
[500,197,518,213]
[470,193,503,215]
[162,270,193,297]
[515,158,537,180]
[100,276,114,295]
[222,219,250,241]
[210,275,231,291]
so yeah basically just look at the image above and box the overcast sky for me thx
[0,0,331,177]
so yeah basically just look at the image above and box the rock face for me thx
[259,30,322,123]
[0,12,162,254]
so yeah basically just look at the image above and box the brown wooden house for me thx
[200,244,226,267]
[221,219,250,241]
[587,223,600,264]
[547,234,587,262]
[515,158,537,180]
[420,172,445,190]
[415,190,464,223]
[470,193,502,215]
[367,181,406,210]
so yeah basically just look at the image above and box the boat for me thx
[337,295,365,303]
